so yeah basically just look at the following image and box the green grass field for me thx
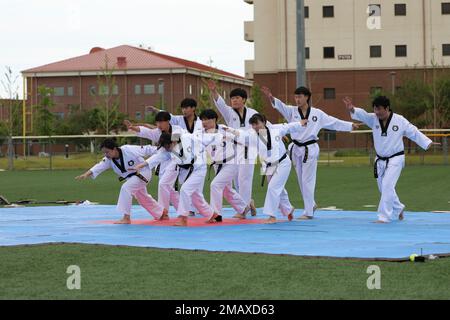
[0,166,449,299]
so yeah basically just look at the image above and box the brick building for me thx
[243,0,450,123]
[21,45,252,126]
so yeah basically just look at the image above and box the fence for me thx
[0,130,448,171]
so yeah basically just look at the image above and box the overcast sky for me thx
[0,0,254,98]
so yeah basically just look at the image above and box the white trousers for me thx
[117,174,164,219]
[234,162,255,206]
[177,165,214,218]
[210,163,247,214]
[263,158,294,217]
[291,143,319,217]
[376,159,405,222]
[157,160,180,211]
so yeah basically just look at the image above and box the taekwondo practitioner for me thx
[144,99,203,215]
[199,109,251,219]
[206,80,258,216]
[343,96,438,223]
[75,139,168,224]
[144,98,203,133]
[131,132,223,226]
[124,111,182,212]
[223,114,308,224]
[262,86,359,220]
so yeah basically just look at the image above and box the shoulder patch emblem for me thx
[128,160,135,166]
[392,125,399,132]
[312,116,318,122]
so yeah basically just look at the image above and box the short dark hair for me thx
[294,86,312,103]
[199,109,218,121]
[155,111,171,122]
[158,132,173,148]
[372,96,391,110]
[230,88,248,100]
[180,98,197,109]
[100,138,118,150]
[249,113,267,125]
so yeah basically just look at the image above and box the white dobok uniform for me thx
[205,125,248,215]
[145,132,220,218]
[213,95,258,206]
[351,108,432,222]
[272,98,354,217]
[89,145,164,219]
[135,125,183,211]
[234,122,305,217]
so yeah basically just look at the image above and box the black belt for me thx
[154,164,161,176]
[118,172,149,184]
[177,159,195,182]
[374,151,405,178]
[261,153,288,187]
[290,140,318,163]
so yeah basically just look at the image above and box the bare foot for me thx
[399,209,405,221]
[372,220,388,224]
[206,213,223,224]
[264,216,277,224]
[233,212,246,219]
[114,215,131,224]
[297,215,313,220]
[287,208,295,221]
[250,199,257,216]
[159,209,169,221]
[174,216,188,226]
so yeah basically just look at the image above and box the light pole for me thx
[390,71,396,95]
[158,78,165,110]
[296,0,306,87]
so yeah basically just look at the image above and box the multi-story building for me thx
[21,45,252,131]
[244,0,450,123]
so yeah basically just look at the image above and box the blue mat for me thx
[1,205,450,259]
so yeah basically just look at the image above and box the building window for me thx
[443,44,450,56]
[53,87,64,96]
[144,84,155,95]
[323,6,334,18]
[324,88,336,99]
[370,87,383,95]
[394,3,406,16]
[89,85,96,96]
[112,85,119,95]
[370,45,382,58]
[304,6,309,18]
[134,85,141,95]
[442,3,450,14]
[53,112,65,119]
[323,47,335,59]
[305,47,310,59]
[395,45,407,57]
[135,112,142,120]
[67,86,74,96]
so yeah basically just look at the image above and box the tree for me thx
[34,86,56,136]
[0,66,22,136]
[248,83,263,113]
[94,55,124,134]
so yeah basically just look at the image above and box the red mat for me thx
[98,217,272,227]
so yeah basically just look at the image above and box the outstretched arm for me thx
[342,96,373,128]
[262,86,292,120]
[75,170,93,180]
[205,79,233,124]
[404,122,437,150]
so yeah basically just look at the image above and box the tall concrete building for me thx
[244,0,450,122]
